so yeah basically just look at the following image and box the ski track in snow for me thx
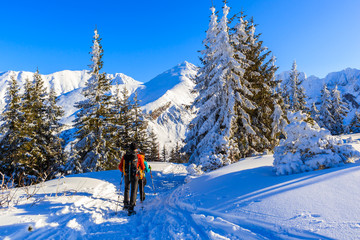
[2,146,360,240]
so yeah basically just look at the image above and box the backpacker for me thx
[123,151,139,178]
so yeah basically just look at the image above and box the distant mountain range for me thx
[0,62,359,150]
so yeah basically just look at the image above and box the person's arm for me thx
[144,161,150,173]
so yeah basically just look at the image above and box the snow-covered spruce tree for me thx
[161,145,167,162]
[13,70,64,184]
[350,111,360,133]
[110,86,126,156]
[131,92,149,152]
[72,29,117,172]
[237,18,287,153]
[0,75,24,179]
[310,102,320,124]
[185,3,245,171]
[146,130,160,162]
[318,84,335,131]
[117,87,133,150]
[273,111,360,175]
[330,85,348,135]
[229,14,258,158]
[283,60,308,112]
[46,86,65,171]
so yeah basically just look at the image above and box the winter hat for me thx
[130,142,138,151]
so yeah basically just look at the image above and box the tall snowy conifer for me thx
[185,2,245,171]
[73,29,117,172]
[0,75,23,175]
[284,61,307,112]
[131,92,149,152]
[318,84,335,131]
[350,111,360,133]
[330,85,348,135]
[229,14,258,158]
[237,18,286,154]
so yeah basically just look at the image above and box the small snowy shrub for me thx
[186,164,204,176]
[273,111,360,175]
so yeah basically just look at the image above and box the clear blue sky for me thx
[1,0,359,82]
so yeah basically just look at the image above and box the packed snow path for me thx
[2,136,360,240]
[0,163,192,239]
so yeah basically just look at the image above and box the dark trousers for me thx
[124,175,139,209]
[138,177,147,202]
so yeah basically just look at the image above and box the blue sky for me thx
[1,0,359,82]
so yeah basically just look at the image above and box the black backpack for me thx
[124,151,139,178]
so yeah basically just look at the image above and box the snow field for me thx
[2,137,360,239]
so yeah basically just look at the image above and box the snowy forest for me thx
[0,1,359,187]
[2,1,360,239]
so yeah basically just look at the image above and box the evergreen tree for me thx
[118,87,133,148]
[283,61,308,112]
[5,70,65,184]
[237,18,286,154]
[46,86,65,173]
[162,145,167,162]
[318,84,335,132]
[310,102,320,124]
[350,111,360,133]
[73,29,117,172]
[330,85,348,135]
[185,2,245,171]
[110,86,126,155]
[131,92,149,151]
[0,75,24,177]
[229,14,258,158]
[147,130,160,162]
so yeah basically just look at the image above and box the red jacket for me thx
[118,153,145,175]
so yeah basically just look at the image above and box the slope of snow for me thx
[139,61,198,150]
[2,134,360,239]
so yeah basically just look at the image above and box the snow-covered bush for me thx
[186,164,204,176]
[273,111,360,175]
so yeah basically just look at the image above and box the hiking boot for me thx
[123,204,130,210]
[128,209,136,216]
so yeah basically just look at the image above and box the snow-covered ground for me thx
[2,134,360,239]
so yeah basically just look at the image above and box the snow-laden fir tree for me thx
[269,57,288,146]
[131,92,149,152]
[118,87,133,148]
[72,29,117,172]
[161,145,167,162]
[330,85,348,135]
[146,130,160,162]
[310,102,320,124]
[46,86,65,170]
[273,111,359,175]
[229,14,258,158]
[350,111,360,133]
[318,84,335,132]
[185,2,245,171]
[283,60,308,112]
[237,18,287,153]
[6,70,65,185]
[0,75,24,180]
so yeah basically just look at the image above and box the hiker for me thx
[138,152,151,202]
[118,142,145,215]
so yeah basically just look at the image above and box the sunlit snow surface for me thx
[1,134,360,239]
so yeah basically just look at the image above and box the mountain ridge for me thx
[1,63,360,150]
